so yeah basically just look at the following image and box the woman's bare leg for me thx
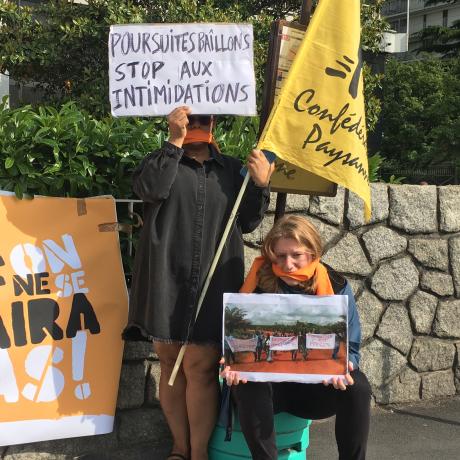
[154,341,190,458]
[183,343,220,460]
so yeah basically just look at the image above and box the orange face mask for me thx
[183,128,213,145]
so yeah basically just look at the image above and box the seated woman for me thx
[221,215,371,460]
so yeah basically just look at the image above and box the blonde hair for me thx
[258,215,323,293]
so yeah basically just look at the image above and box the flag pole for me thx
[168,172,251,386]
[273,0,312,222]
[167,3,313,386]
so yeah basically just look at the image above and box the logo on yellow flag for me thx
[259,0,371,219]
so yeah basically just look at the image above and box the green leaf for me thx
[5,157,14,169]
[43,163,62,174]
[14,182,23,199]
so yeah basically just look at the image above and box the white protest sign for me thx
[269,336,298,351]
[306,334,336,349]
[109,23,257,116]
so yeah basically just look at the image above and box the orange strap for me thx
[240,256,334,295]
[183,128,213,145]
[240,257,265,293]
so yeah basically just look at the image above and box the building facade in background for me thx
[0,73,8,105]
[382,0,460,52]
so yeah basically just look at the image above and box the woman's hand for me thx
[322,361,354,390]
[247,149,275,187]
[167,106,192,147]
[219,357,247,386]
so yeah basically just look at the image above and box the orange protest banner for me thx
[0,193,128,445]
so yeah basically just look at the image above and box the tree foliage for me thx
[196,0,302,19]
[225,306,251,334]
[361,0,390,53]
[0,0,269,116]
[415,21,460,57]
[379,57,460,169]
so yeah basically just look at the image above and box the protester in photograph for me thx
[255,331,264,362]
[290,340,297,361]
[221,215,371,460]
[264,333,273,362]
[332,332,343,360]
[298,330,308,361]
[123,105,273,460]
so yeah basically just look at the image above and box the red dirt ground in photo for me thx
[230,343,347,375]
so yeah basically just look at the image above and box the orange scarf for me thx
[240,256,334,295]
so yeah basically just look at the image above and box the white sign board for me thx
[109,23,257,116]
[306,333,336,349]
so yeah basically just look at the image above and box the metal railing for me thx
[380,163,458,185]
[115,198,143,286]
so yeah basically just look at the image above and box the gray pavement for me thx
[79,396,460,459]
[308,396,460,460]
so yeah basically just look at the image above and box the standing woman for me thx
[222,215,371,460]
[123,106,273,460]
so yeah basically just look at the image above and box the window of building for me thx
[18,1,42,5]
[382,0,408,16]
[389,20,398,32]
[388,18,407,33]
[443,10,448,27]
[400,19,407,33]
[423,14,427,29]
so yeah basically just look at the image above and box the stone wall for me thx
[244,184,460,405]
[2,184,459,459]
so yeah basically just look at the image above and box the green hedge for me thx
[0,100,266,199]
[0,100,168,198]
[0,98,388,201]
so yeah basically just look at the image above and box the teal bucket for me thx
[209,412,311,460]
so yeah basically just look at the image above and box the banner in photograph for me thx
[306,333,336,349]
[269,335,298,351]
[109,23,256,116]
[226,337,257,353]
[0,193,128,446]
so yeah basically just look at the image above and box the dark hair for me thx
[188,114,213,125]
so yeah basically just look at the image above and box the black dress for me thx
[123,142,269,344]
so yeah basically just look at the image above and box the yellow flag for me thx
[258,0,370,220]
